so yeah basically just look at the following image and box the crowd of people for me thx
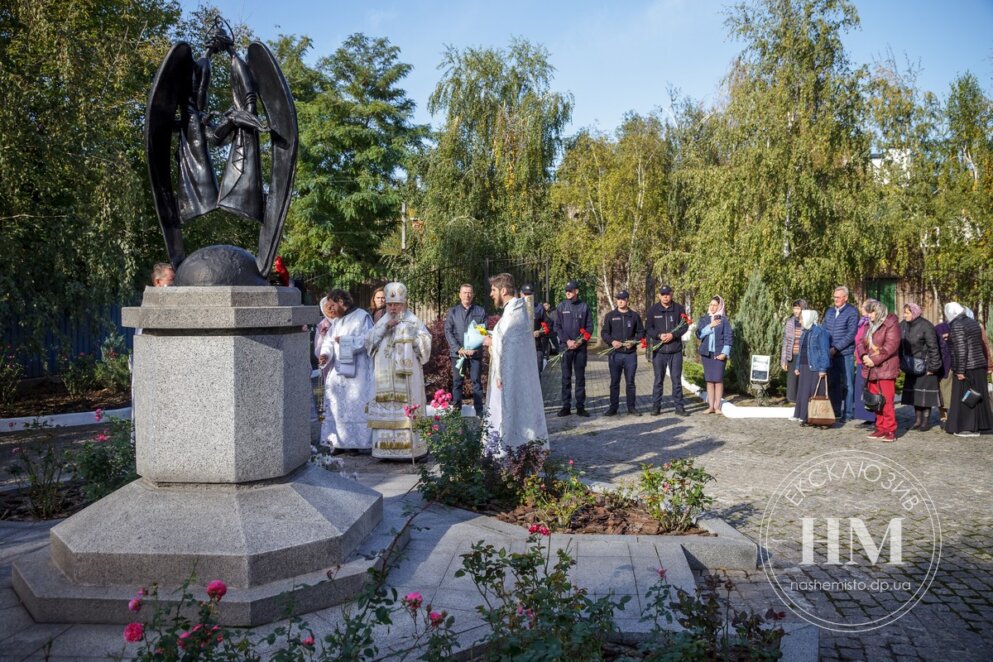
[785,287,993,440]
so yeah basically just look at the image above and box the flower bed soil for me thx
[488,494,714,537]
[2,380,129,419]
[0,481,89,521]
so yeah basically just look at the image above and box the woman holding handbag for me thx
[944,302,992,437]
[852,301,877,428]
[899,302,943,432]
[792,310,831,427]
[858,300,901,442]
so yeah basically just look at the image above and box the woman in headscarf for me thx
[857,300,901,442]
[696,295,733,414]
[944,302,993,437]
[899,302,942,432]
[792,310,830,426]
[780,299,807,405]
[852,300,877,427]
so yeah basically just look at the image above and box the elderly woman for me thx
[852,300,877,427]
[899,302,942,432]
[696,295,733,414]
[780,299,807,404]
[792,310,830,426]
[944,302,993,437]
[857,300,901,442]
[364,282,433,459]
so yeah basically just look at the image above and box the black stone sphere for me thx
[173,245,268,286]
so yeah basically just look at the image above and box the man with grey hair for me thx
[822,285,859,423]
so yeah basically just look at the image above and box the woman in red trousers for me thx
[857,300,901,442]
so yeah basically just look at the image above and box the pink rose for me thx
[527,524,550,536]
[137,587,148,597]
[178,631,190,649]
[302,635,315,646]
[429,611,445,627]
[657,566,667,580]
[432,424,439,431]
[95,431,109,442]
[403,591,423,610]
[94,408,104,423]
[206,580,227,601]
[127,597,142,612]
[123,622,144,643]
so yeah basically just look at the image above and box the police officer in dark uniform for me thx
[520,284,551,373]
[645,285,690,416]
[554,280,593,417]
[444,283,488,416]
[601,290,645,416]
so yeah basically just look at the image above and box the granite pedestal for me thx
[13,287,390,626]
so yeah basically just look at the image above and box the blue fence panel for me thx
[2,305,136,379]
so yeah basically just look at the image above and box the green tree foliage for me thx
[731,271,784,394]
[683,0,876,310]
[553,113,669,310]
[280,33,427,291]
[392,39,573,289]
[0,0,180,354]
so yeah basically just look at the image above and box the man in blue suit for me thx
[822,286,859,423]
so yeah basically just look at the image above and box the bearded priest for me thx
[483,273,549,451]
[364,282,433,460]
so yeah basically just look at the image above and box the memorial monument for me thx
[13,19,393,626]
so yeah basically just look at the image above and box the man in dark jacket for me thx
[444,283,488,416]
[644,285,690,416]
[521,284,551,373]
[601,290,645,416]
[822,286,859,422]
[554,280,593,417]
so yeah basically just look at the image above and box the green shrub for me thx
[70,415,136,502]
[1,345,23,413]
[95,333,131,393]
[5,419,74,518]
[61,352,98,398]
[682,360,706,390]
[637,459,715,533]
[731,272,783,397]
[417,402,491,508]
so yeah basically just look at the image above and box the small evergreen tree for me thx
[731,272,783,398]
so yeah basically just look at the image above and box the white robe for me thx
[487,297,549,450]
[364,310,432,460]
[319,308,374,449]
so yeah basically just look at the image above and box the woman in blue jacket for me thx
[792,310,831,426]
[696,295,733,414]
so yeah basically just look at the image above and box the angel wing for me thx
[247,42,299,278]
[145,42,195,269]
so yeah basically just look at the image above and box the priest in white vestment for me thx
[364,282,432,460]
[318,290,375,450]
[483,273,549,451]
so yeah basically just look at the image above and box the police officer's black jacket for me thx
[554,298,593,346]
[645,302,689,355]
[444,303,487,358]
[601,308,645,353]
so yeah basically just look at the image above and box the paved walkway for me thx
[1,353,991,660]
[541,354,993,661]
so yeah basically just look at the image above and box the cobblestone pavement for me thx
[540,353,993,661]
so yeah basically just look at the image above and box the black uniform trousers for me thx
[652,351,684,409]
[451,355,484,415]
[560,346,588,409]
[536,348,545,374]
[608,351,637,410]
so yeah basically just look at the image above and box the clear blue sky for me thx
[180,0,993,132]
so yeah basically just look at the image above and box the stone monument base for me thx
[12,465,404,626]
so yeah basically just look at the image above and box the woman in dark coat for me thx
[696,295,733,414]
[934,317,953,423]
[857,300,901,442]
[792,310,831,426]
[944,302,993,437]
[781,299,807,404]
[899,302,943,432]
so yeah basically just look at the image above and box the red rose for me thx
[206,580,227,601]
[123,622,144,643]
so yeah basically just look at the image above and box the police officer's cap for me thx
[659,285,674,295]
[615,290,630,300]
[520,284,534,295]
[565,280,580,291]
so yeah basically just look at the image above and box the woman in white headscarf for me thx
[944,302,992,437]
[364,282,433,459]
[792,310,831,426]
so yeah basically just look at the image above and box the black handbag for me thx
[862,368,885,413]
[900,354,926,376]
[961,387,983,409]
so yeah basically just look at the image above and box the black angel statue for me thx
[145,18,298,286]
